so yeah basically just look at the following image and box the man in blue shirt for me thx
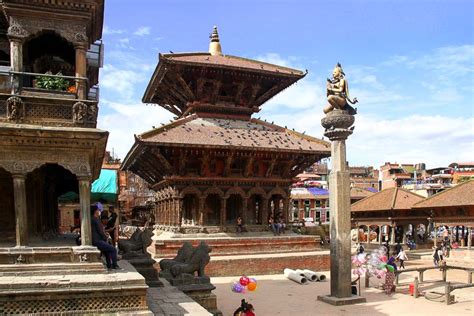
[91,205,120,269]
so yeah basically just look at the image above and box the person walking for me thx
[384,256,397,294]
[432,246,440,267]
[396,247,408,269]
[91,205,120,270]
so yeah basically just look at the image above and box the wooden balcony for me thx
[0,70,99,128]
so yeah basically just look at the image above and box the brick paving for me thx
[211,257,474,316]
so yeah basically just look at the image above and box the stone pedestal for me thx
[317,109,366,305]
[163,274,222,315]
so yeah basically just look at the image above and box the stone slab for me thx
[317,294,367,306]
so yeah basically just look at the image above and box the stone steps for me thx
[0,262,106,276]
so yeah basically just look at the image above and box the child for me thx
[396,247,408,269]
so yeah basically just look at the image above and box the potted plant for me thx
[35,71,70,91]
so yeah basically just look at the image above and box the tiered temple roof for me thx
[351,187,424,212]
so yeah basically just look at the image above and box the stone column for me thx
[220,198,227,226]
[433,225,438,247]
[390,224,396,245]
[468,227,472,249]
[449,226,453,245]
[318,109,365,305]
[327,137,352,298]
[378,226,383,244]
[402,225,407,245]
[78,178,92,246]
[367,226,372,244]
[12,174,28,247]
[198,197,205,226]
[74,44,87,99]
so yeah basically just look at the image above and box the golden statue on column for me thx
[324,63,358,115]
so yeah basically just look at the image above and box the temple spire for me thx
[209,26,223,56]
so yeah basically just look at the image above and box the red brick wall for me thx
[205,253,330,276]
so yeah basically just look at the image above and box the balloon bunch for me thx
[352,246,396,279]
[231,276,258,293]
[351,252,367,276]
[366,246,392,278]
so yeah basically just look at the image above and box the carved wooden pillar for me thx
[282,197,289,223]
[177,199,184,227]
[390,224,396,245]
[163,199,170,225]
[78,177,92,246]
[74,43,87,99]
[9,38,23,94]
[261,198,269,226]
[13,174,28,246]
[241,197,248,225]
[198,197,205,226]
[175,199,181,226]
[220,197,227,226]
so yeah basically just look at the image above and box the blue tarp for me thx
[366,187,379,193]
[58,169,118,203]
[307,187,329,196]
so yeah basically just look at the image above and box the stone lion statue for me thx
[159,241,194,272]
[168,241,212,278]
[118,227,154,256]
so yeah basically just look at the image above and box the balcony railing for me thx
[0,69,97,100]
[0,70,99,128]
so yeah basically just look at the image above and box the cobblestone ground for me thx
[212,258,474,316]
[146,279,212,316]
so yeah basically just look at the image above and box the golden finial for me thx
[209,26,223,56]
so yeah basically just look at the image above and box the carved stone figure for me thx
[87,103,97,121]
[118,227,154,257]
[72,101,87,123]
[170,241,211,278]
[324,63,358,115]
[159,241,194,272]
[7,22,28,39]
[6,96,24,120]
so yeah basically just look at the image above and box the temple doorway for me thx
[0,168,14,245]
[205,194,221,225]
[183,194,198,225]
[226,194,242,225]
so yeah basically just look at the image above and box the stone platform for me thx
[0,260,151,315]
[151,231,321,257]
[152,231,329,276]
[206,250,330,276]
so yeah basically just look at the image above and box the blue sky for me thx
[98,0,474,168]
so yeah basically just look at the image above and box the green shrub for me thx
[36,71,70,91]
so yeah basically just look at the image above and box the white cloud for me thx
[103,26,125,35]
[100,64,146,101]
[133,26,151,36]
[97,100,174,159]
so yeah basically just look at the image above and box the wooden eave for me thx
[0,123,108,180]
[142,53,306,113]
[1,0,104,43]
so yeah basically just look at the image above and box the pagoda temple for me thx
[122,27,331,233]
